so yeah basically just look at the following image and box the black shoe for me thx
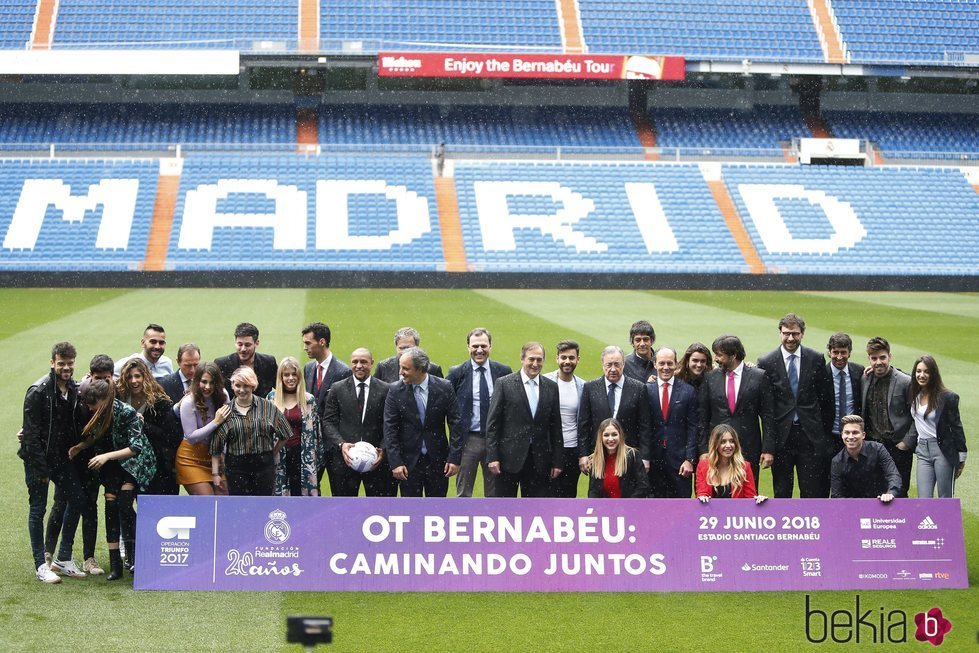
[123,540,135,573]
[106,549,124,581]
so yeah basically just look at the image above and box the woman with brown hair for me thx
[695,424,766,503]
[175,362,231,495]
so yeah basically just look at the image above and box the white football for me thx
[348,441,378,473]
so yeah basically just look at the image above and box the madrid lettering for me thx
[3,177,865,255]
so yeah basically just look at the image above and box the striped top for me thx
[210,396,290,456]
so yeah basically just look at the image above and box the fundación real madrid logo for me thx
[265,509,291,544]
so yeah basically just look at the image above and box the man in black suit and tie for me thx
[861,336,915,498]
[158,343,200,404]
[373,327,443,383]
[647,347,700,498]
[214,322,278,399]
[827,332,864,443]
[486,342,564,498]
[322,348,394,497]
[301,321,352,493]
[446,328,512,497]
[757,313,836,498]
[577,346,652,475]
[383,347,464,497]
[699,335,776,484]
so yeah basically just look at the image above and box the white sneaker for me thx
[83,557,105,576]
[50,559,87,578]
[36,563,61,584]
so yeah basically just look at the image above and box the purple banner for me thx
[135,497,966,592]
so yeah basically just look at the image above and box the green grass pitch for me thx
[1,288,975,651]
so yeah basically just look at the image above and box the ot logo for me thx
[157,516,197,540]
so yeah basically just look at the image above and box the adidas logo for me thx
[918,516,938,530]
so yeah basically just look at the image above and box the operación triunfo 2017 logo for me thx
[156,516,196,567]
[225,509,304,578]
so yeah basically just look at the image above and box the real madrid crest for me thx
[265,509,291,544]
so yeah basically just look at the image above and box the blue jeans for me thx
[26,461,92,568]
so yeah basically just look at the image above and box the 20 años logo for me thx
[805,595,953,645]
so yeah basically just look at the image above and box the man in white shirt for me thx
[544,340,585,498]
[113,323,173,379]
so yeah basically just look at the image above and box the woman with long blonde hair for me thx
[695,424,766,503]
[267,356,320,496]
[587,418,648,498]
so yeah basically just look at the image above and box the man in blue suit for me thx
[647,347,699,498]
[446,328,512,498]
[301,321,351,493]
[383,347,465,497]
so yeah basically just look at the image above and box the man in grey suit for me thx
[301,321,352,493]
[383,347,464,497]
[699,335,776,484]
[373,327,443,383]
[544,340,585,498]
[446,328,512,497]
[757,313,835,498]
[861,337,914,498]
[322,348,394,497]
[577,346,653,474]
[486,342,564,497]
[826,332,864,440]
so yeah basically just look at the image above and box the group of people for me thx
[21,315,967,585]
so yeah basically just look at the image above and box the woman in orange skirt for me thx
[175,362,231,495]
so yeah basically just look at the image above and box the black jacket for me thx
[18,370,82,478]
[588,449,650,498]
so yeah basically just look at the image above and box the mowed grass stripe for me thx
[0,289,131,342]
[805,291,979,321]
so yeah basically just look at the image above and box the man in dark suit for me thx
[301,322,352,493]
[826,332,864,442]
[757,313,836,498]
[647,347,699,498]
[446,327,512,497]
[383,347,464,497]
[322,348,394,497]
[699,335,776,484]
[486,342,564,498]
[623,320,656,383]
[214,322,278,399]
[158,343,200,404]
[577,346,652,474]
[861,336,914,498]
[373,327,443,383]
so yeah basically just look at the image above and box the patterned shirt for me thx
[211,395,290,456]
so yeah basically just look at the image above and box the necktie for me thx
[527,379,538,418]
[607,382,617,416]
[317,364,325,391]
[415,385,427,455]
[477,366,489,434]
[357,382,366,423]
[787,354,799,398]
[661,382,670,421]
[726,371,736,414]
[837,369,847,431]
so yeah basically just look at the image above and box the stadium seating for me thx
[0,104,296,147]
[319,105,640,148]
[651,105,810,154]
[833,0,979,65]
[578,0,824,61]
[2,155,976,275]
[0,158,158,270]
[0,0,33,49]
[824,111,979,157]
[53,0,295,48]
[166,153,444,270]
[320,0,562,50]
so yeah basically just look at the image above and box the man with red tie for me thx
[647,347,700,498]
[698,335,776,485]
